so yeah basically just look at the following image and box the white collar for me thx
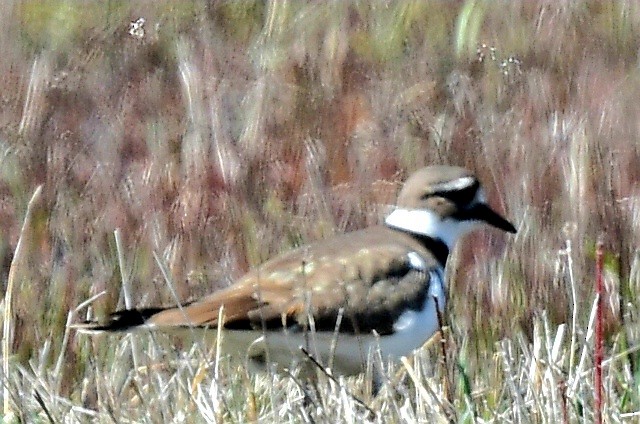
[384,208,476,250]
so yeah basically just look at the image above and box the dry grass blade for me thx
[33,390,55,424]
[114,229,140,370]
[299,346,375,417]
[2,185,43,416]
[594,240,605,424]
[400,356,449,421]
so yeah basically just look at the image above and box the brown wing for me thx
[147,226,436,335]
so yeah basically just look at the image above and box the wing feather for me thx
[222,226,435,334]
[78,226,437,335]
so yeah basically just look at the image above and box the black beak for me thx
[469,203,517,233]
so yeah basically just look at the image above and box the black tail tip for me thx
[73,307,166,332]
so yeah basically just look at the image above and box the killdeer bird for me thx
[76,165,516,378]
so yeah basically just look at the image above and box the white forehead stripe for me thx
[432,176,476,192]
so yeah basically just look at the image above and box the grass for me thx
[2,0,640,421]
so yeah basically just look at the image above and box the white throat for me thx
[384,208,476,250]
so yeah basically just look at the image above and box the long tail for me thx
[72,290,256,333]
[72,307,169,332]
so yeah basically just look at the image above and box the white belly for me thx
[195,269,447,375]
[210,295,443,376]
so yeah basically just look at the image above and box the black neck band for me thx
[388,227,450,267]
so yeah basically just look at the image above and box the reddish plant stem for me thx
[594,240,604,424]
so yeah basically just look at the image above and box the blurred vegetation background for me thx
[2,0,640,420]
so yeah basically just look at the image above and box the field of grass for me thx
[2,1,640,422]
